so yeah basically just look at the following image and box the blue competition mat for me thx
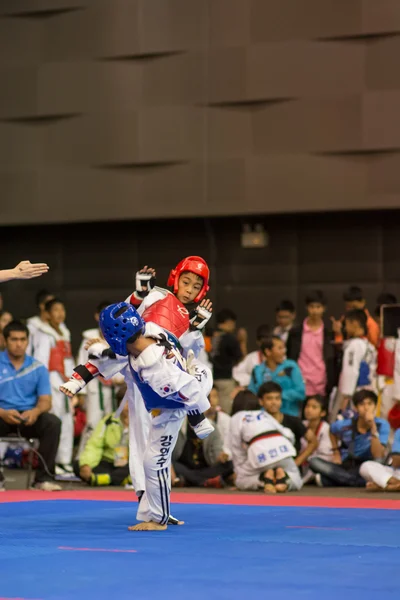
[0,500,399,600]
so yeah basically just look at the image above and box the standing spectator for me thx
[0,321,62,491]
[248,337,305,417]
[335,309,377,417]
[27,289,55,355]
[360,427,400,491]
[331,286,380,348]
[32,298,75,475]
[210,309,243,414]
[309,390,389,487]
[258,382,317,466]
[273,300,296,344]
[0,310,13,351]
[287,291,337,398]
[233,324,270,387]
[76,301,125,453]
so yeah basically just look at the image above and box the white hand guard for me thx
[60,378,84,396]
[87,342,110,359]
[189,305,212,331]
[186,350,196,376]
[135,270,156,296]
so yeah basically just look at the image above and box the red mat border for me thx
[1,490,400,509]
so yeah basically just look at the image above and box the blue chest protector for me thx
[128,336,186,412]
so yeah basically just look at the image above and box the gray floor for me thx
[4,468,400,501]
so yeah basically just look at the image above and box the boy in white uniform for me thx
[359,428,400,491]
[335,309,377,418]
[32,298,75,471]
[230,406,302,493]
[61,257,214,500]
[90,301,213,530]
[77,301,124,452]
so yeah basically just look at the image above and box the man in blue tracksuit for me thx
[248,336,305,417]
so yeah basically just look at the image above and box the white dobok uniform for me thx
[32,322,74,466]
[230,410,302,491]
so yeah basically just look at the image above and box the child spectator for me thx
[27,289,55,355]
[172,416,234,488]
[210,309,243,414]
[32,298,75,475]
[309,390,389,487]
[331,286,380,348]
[248,336,305,416]
[336,309,377,417]
[360,427,400,491]
[0,310,13,351]
[287,291,337,397]
[273,300,296,344]
[233,324,270,387]
[75,398,130,486]
[205,385,232,459]
[230,387,302,494]
[76,300,125,452]
[258,382,317,467]
[301,395,334,484]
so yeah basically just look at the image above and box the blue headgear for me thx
[99,302,145,356]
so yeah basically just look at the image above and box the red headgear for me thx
[167,256,210,303]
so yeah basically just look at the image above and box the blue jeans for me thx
[309,457,366,487]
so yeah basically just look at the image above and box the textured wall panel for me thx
[209,0,250,47]
[252,96,362,154]
[251,0,362,43]
[1,1,400,224]
[0,19,42,65]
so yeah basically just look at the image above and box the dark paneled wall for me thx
[1,1,400,225]
[1,211,400,353]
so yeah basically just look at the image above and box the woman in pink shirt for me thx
[287,291,338,399]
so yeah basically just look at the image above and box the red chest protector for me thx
[48,340,72,376]
[142,294,189,339]
[377,337,395,377]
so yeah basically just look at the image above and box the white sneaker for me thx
[192,417,214,440]
[33,481,63,492]
[55,464,74,475]
[315,473,323,488]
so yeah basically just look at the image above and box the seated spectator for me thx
[231,389,260,415]
[0,310,13,351]
[233,324,270,387]
[335,309,377,417]
[273,300,296,344]
[309,390,389,487]
[287,291,337,398]
[75,399,130,486]
[172,416,234,488]
[301,395,334,484]
[331,286,380,348]
[258,382,317,467]
[205,385,232,458]
[230,388,302,494]
[248,336,305,416]
[360,427,400,492]
[210,309,243,414]
[0,321,62,491]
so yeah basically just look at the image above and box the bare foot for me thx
[366,481,384,492]
[264,483,276,494]
[128,521,167,531]
[275,467,288,493]
[386,481,400,492]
